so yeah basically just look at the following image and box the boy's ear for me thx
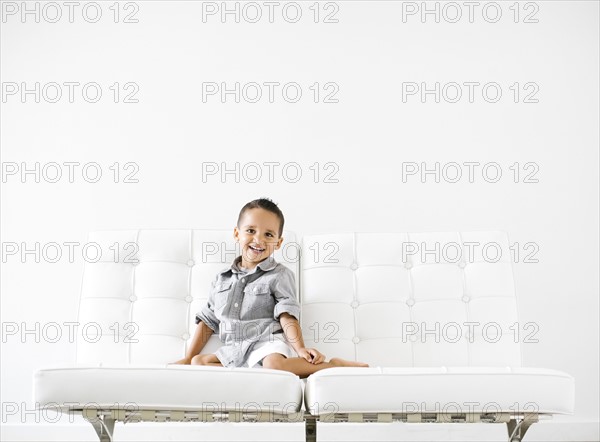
[233,226,240,242]
[274,236,283,250]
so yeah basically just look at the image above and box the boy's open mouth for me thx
[248,244,265,253]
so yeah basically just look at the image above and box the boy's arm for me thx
[280,312,325,364]
[279,312,305,352]
[173,275,220,364]
[184,320,214,361]
[273,268,324,363]
[271,270,302,349]
[172,321,213,364]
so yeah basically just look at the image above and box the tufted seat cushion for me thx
[304,366,574,415]
[34,364,303,414]
[300,232,524,367]
[33,229,303,418]
[300,232,575,418]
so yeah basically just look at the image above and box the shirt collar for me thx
[222,255,279,275]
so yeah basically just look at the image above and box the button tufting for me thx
[185,295,193,303]
[458,261,466,268]
[182,333,190,340]
[351,300,359,308]
[461,295,471,303]
[129,295,137,302]
[409,335,418,343]
[352,336,360,344]
[404,262,413,269]
[187,260,195,267]
[350,263,358,271]
[406,298,415,307]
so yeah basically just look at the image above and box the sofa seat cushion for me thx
[34,365,303,414]
[304,367,574,415]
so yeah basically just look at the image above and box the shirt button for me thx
[234,303,239,308]
[241,278,245,283]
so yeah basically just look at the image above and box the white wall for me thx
[1,1,598,440]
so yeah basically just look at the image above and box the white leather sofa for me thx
[33,230,574,442]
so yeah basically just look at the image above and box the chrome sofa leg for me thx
[305,414,317,442]
[89,416,115,442]
[506,416,537,442]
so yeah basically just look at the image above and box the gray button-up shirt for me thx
[195,255,300,368]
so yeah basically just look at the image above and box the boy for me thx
[173,198,368,377]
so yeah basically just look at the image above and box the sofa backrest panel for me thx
[300,232,522,367]
[76,229,299,364]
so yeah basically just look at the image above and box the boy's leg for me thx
[262,354,368,378]
[191,353,223,366]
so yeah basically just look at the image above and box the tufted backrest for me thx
[300,232,522,367]
[76,229,299,364]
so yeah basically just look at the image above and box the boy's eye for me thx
[245,229,275,238]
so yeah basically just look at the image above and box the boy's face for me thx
[233,208,283,269]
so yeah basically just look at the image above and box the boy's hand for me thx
[297,347,325,364]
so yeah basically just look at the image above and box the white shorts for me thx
[245,333,297,368]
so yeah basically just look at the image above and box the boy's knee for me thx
[262,354,285,370]
[191,354,206,365]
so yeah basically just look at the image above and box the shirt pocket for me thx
[241,282,273,320]
[213,281,232,310]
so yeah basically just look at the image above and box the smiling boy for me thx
[173,198,368,377]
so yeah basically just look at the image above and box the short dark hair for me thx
[237,197,285,237]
